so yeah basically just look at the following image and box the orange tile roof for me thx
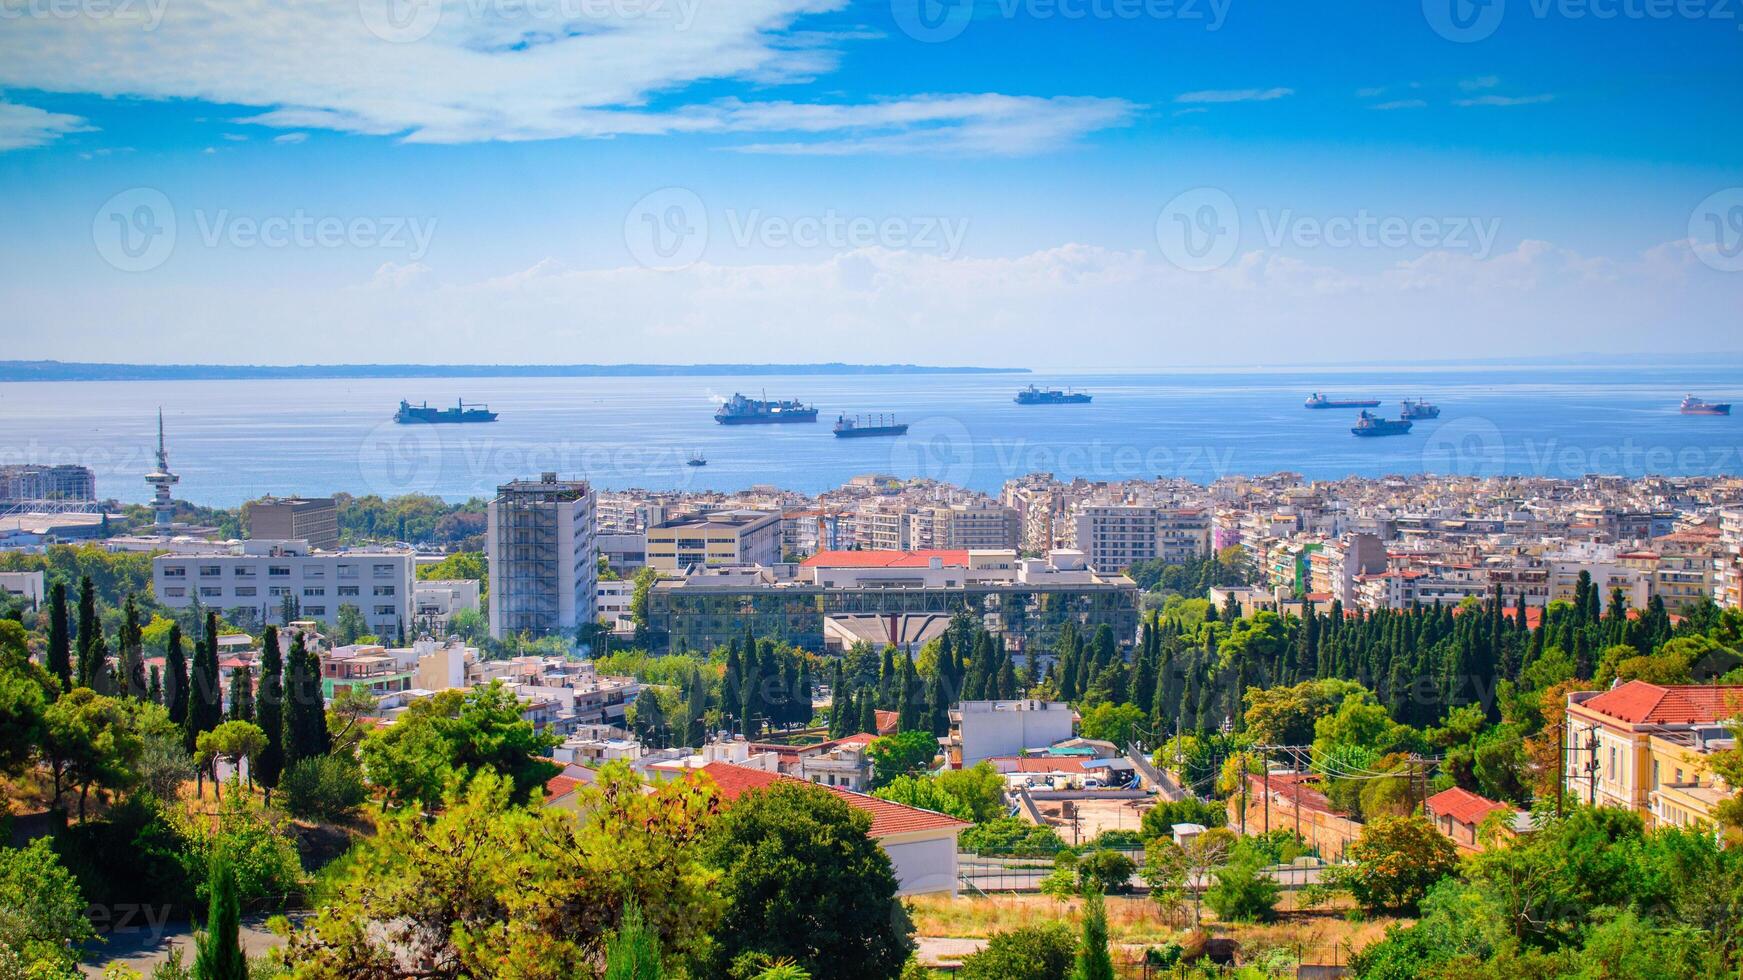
[801,549,973,568]
[1244,772,1347,816]
[873,710,899,734]
[1578,681,1743,726]
[1424,786,1513,826]
[696,762,970,837]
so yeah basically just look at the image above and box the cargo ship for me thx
[394,399,498,424]
[1015,385,1092,405]
[1400,398,1441,420]
[1351,411,1413,437]
[1305,392,1381,409]
[714,392,819,424]
[1680,395,1731,416]
[833,414,909,438]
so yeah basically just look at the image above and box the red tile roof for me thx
[873,710,899,735]
[1244,772,1347,816]
[1577,681,1743,726]
[696,762,970,837]
[801,549,972,569]
[1423,786,1513,826]
[998,756,1091,774]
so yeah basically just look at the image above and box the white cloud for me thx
[1175,87,1294,104]
[0,0,1132,153]
[1371,100,1428,111]
[1456,94,1555,107]
[0,100,89,151]
[1355,86,1386,98]
[1459,75,1502,91]
[273,132,308,144]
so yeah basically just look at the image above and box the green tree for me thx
[334,604,367,646]
[74,575,101,689]
[604,901,664,980]
[865,730,937,789]
[46,579,71,690]
[254,625,284,799]
[1333,814,1459,915]
[184,613,223,762]
[281,632,329,766]
[0,838,96,977]
[1204,856,1280,922]
[279,754,367,820]
[702,781,912,980]
[1077,702,1145,750]
[193,848,248,980]
[195,720,268,799]
[165,622,190,728]
[42,687,144,819]
[1070,888,1115,980]
[359,682,558,811]
[872,774,974,821]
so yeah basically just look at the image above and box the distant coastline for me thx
[0,361,1029,382]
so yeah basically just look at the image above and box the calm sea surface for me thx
[3,364,1741,507]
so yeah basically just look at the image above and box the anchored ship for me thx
[1351,411,1413,437]
[686,452,707,467]
[1305,392,1381,409]
[714,392,819,425]
[394,399,498,424]
[1400,398,1441,420]
[1680,395,1732,416]
[833,414,910,438]
[1015,385,1092,405]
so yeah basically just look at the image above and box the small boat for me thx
[1351,411,1413,437]
[833,414,910,438]
[686,452,708,467]
[1400,398,1441,420]
[1680,395,1731,416]
[394,399,498,424]
[1306,392,1381,409]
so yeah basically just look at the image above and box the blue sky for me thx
[0,0,1740,366]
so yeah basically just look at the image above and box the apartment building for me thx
[153,539,414,635]
[947,699,1076,768]
[0,464,95,504]
[1716,507,1743,609]
[486,474,597,640]
[1069,504,1210,573]
[1564,680,1742,827]
[412,578,481,635]
[246,496,340,550]
[645,510,781,571]
[911,500,1022,551]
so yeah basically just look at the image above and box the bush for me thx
[1204,859,1279,922]
[1087,829,1144,851]
[280,755,367,821]
[958,923,1077,980]
[959,817,1065,857]
[1139,797,1225,839]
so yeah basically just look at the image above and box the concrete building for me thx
[594,577,636,632]
[412,578,481,635]
[645,510,781,571]
[246,496,339,550]
[0,464,95,504]
[153,539,414,635]
[948,700,1076,768]
[1069,504,1210,573]
[486,474,596,640]
[0,570,44,609]
[596,532,648,575]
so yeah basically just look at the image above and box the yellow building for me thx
[645,510,782,571]
[1564,681,1741,828]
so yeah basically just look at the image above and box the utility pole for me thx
[1586,728,1598,807]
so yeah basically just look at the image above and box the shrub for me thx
[1075,849,1137,895]
[1204,859,1279,923]
[959,817,1066,857]
[958,923,1077,980]
[1139,797,1226,839]
[280,755,367,821]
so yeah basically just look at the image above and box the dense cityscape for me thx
[1,426,1741,977]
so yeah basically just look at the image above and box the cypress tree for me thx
[1071,887,1115,980]
[721,644,742,732]
[74,576,99,688]
[228,665,254,723]
[148,665,163,705]
[255,625,284,796]
[193,849,248,980]
[828,662,848,738]
[47,580,71,690]
[185,612,223,755]
[603,901,662,980]
[166,623,190,727]
[283,632,330,765]
[857,688,878,735]
[119,595,147,699]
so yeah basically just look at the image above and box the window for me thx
[200,587,221,598]
[162,565,186,578]
[269,586,290,598]
[373,585,395,596]
[303,587,325,597]
[199,565,221,577]
[338,585,360,597]
[164,586,186,598]
[269,566,291,577]
[374,605,396,616]
[305,606,326,616]
[233,567,254,578]
[337,565,359,579]
[303,567,324,579]
[373,563,395,578]
[235,587,257,597]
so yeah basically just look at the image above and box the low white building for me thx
[154,539,415,636]
[595,577,636,631]
[0,570,44,608]
[413,578,482,635]
[949,699,1077,768]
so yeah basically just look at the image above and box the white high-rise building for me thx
[487,473,597,639]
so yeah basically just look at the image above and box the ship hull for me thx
[716,411,819,424]
[1308,401,1381,409]
[395,412,498,424]
[1682,405,1731,416]
[834,425,909,438]
[1352,424,1413,437]
[1015,395,1092,405]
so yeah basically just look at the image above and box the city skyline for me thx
[1,1,1740,364]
